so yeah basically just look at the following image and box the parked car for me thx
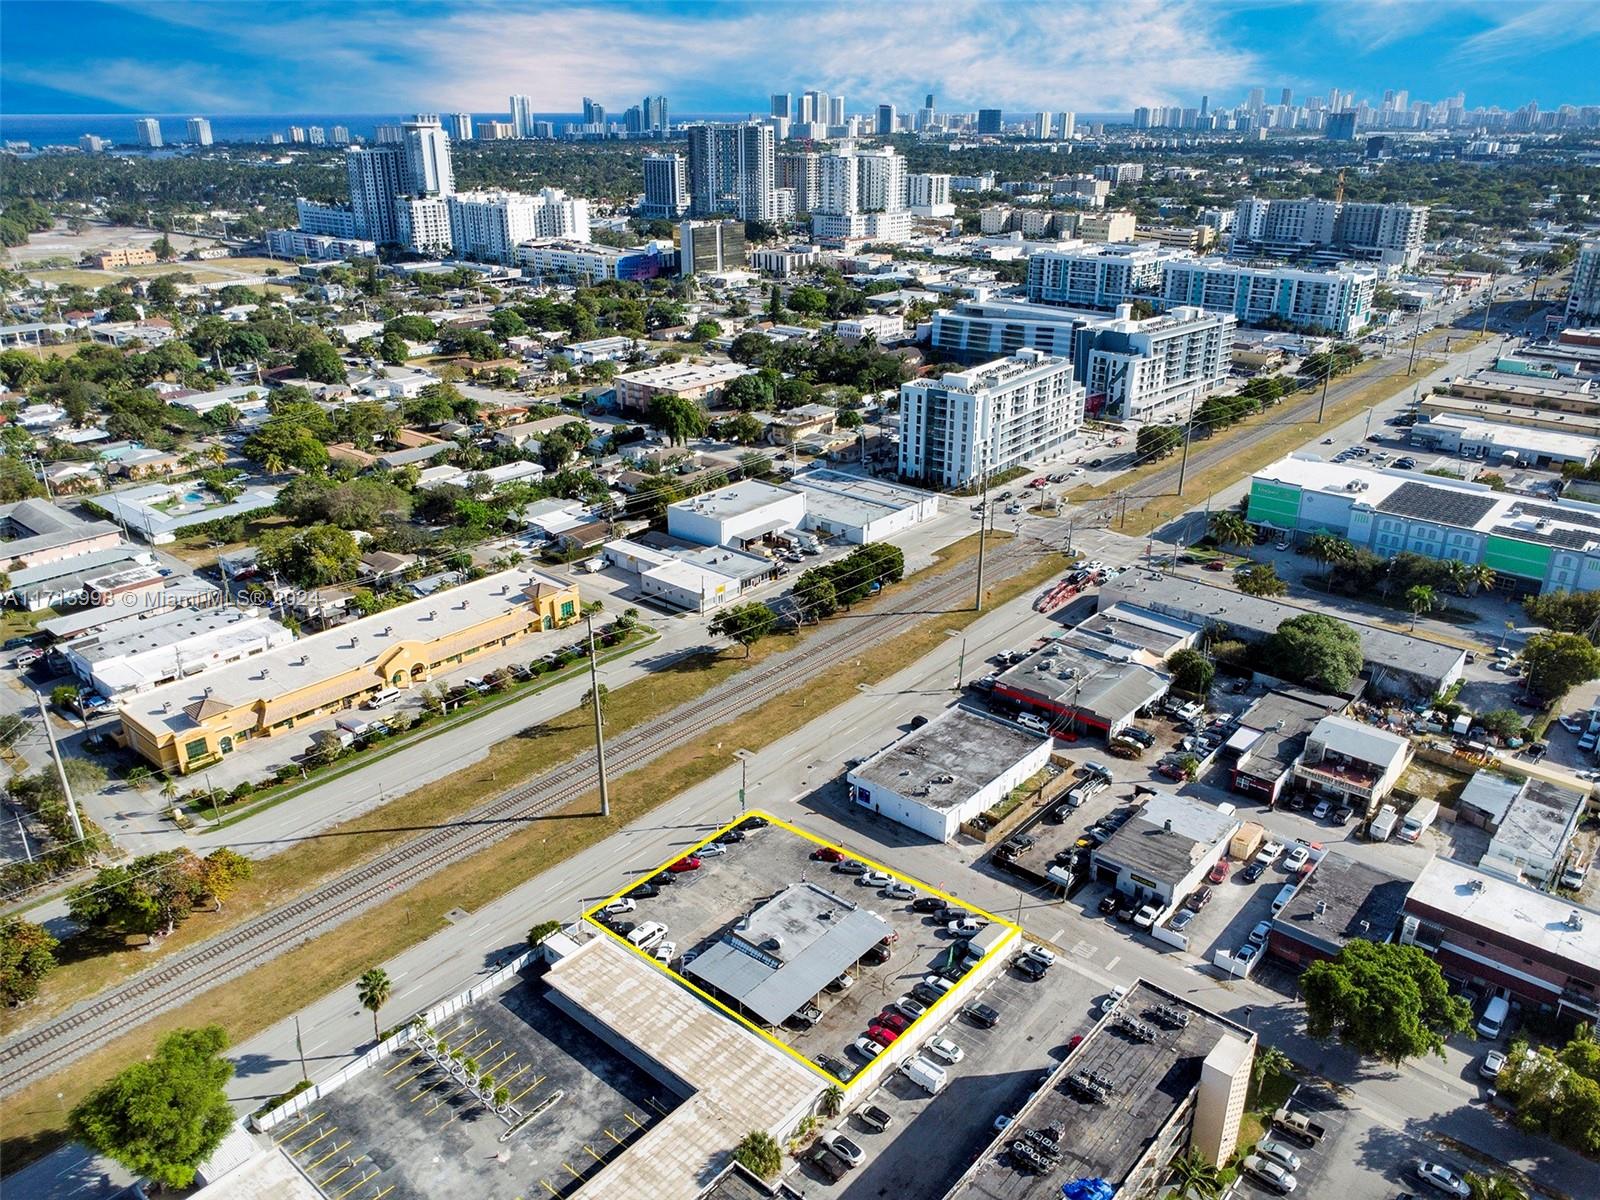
[875,1011,911,1033]
[667,855,701,873]
[947,917,985,937]
[924,1036,964,1065]
[1098,893,1121,916]
[715,828,747,844]
[964,1001,1001,1027]
[810,846,846,862]
[654,941,677,964]
[1185,887,1212,912]
[911,896,947,913]
[1248,920,1272,946]
[852,1035,887,1060]
[1312,800,1332,820]
[896,995,928,1019]
[1255,1139,1302,1173]
[1241,860,1267,883]
[1235,943,1261,968]
[828,971,855,993]
[862,943,892,966]
[834,859,869,875]
[1241,1154,1297,1194]
[603,898,636,917]
[1013,954,1048,980]
[1169,909,1196,932]
[696,843,726,858]
[859,870,892,887]
[856,1103,893,1132]
[1481,1049,1507,1080]
[883,880,915,900]
[1283,845,1311,872]
[866,1023,900,1045]
[1132,903,1161,930]
[631,882,660,899]
[825,1133,865,1168]
[1207,859,1231,884]
[1413,1161,1471,1198]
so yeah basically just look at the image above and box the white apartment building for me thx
[398,196,453,255]
[906,173,954,217]
[1230,197,1428,267]
[898,349,1085,488]
[295,198,359,239]
[641,153,690,219]
[1081,305,1236,422]
[135,118,162,148]
[1162,259,1377,337]
[186,117,213,146]
[812,147,912,248]
[402,115,455,197]
[1026,242,1188,310]
[447,189,590,263]
[1568,243,1600,327]
[265,230,377,261]
[509,95,534,137]
[777,152,821,213]
[447,112,474,141]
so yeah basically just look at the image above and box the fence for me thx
[251,947,538,1133]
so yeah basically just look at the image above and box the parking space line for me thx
[645,1095,671,1115]
[410,1079,445,1102]
[622,1111,644,1129]
[604,1128,624,1145]
[510,1074,545,1104]
[538,1180,558,1196]
[319,1157,366,1188]
[484,1050,515,1075]
[393,1065,430,1090]
[499,1063,531,1087]
[382,1049,424,1076]
[271,1112,325,1144]
[455,1029,489,1052]
[584,1144,603,1163]
[333,1169,381,1199]
[562,1162,582,1181]
[293,1127,337,1157]
[368,1187,395,1200]
[424,1089,460,1116]
[306,1139,352,1170]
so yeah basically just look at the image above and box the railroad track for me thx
[0,534,1053,1093]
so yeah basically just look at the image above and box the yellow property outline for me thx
[581,809,1021,1088]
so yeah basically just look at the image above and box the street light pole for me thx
[585,614,609,818]
[293,1015,309,1082]
[974,457,992,612]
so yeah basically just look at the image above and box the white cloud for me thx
[26,0,1259,113]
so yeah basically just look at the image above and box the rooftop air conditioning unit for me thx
[1568,910,1585,930]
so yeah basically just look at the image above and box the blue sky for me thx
[3,0,1598,116]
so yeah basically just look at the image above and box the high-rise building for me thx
[977,109,1003,136]
[135,118,163,148]
[1161,259,1378,336]
[898,350,1085,488]
[346,145,406,245]
[186,117,213,146]
[811,147,911,247]
[448,113,474,141]
[1230,196,1429,267]
[401,114,455,197]
[1280,88,1293,107]
[308,126,326,145]
[685,122,774,221]
[905,173,953,218]
[624,106,646,135]
[677,220,746,276]
[447,188,589,263]
[331,126,351,145]
[1027,243,1188,310]
[771,93,792,120]
[877,104,897,135]
[288,125,307,144]
[643,95,670,134]
[296,198,359,238]
[1059,112,1076,140]
[582,97,606,127]
[1247,87,1265,114]
[1326,110,1358,140]
[641,153,690,219]
[397,197,453,255]
[1034,111,1054,139]
[829,96,845,127]
[1566,242,1600,327]
[1079,305,1236,422]
[375,123,404,144]
[777,151,821,213]
[79,134,109,154]
[509,94,534,138]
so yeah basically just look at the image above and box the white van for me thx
[1016,713,1050,734]
[1271,882,1299,915]
[900,1055,948,1095]
[363,687,401,710]
[1477,995,1510,1040]
[627,921,668,952]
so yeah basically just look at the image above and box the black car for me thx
[1098,894,1120,916]
[964,1001,1001,1028]
[1122,727,1156,748]
[631,882,661,899]
[1240,860,1267,883]
[740,815,770,829]
[649,871,675,887]
[1088,457,1104,468]
[814,1053,852,1081]
[911,896,947,913]
[1114,899,1139,923]
[716,829,748,844]
[1013,954,1048,980]
[910,714,930,730]
[861,943,892,966]
[1185,886,1213,912]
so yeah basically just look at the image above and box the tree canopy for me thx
[0,916,59,1005]
[71,1025,236,1188]
[1301,941,1472,1064]
[1521,631,1600,701]
[1266,613,1363,692]
[708,602,778,656]
[1167,648,1215,695]
[257,523,362,587]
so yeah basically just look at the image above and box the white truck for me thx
[1368,804,1400,842]
[1398,798,1439,843]
[900,1055,948,1095]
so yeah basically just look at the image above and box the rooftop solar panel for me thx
[1374,481,1497,527]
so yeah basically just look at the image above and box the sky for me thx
[3,0,1598,117]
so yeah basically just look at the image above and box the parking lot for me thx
[589,818,1010,1083]
[310,967,674,1200]
[811,952,1103,1197]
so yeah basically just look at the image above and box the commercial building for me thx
[92,482,280,546]
[977,109,1003,135]
[640,153,689,219]
[88,247,158,270]
[991,633,1169,739]
[117,568,580,775]
[186,117,213,146]
[265,229,376,261]
[677,219,746,276]
[545,936,821,1200]
[7,548,160,612]
[1407,414,1600,468]
[1223,685,1349,805]
[1291,715,1412,815]
[666,479,806,548]
[943,979,1254,1196]
[0,500,122,571]
[516,238,675,284]
[1097,577,1467,700]
[810,147,911,249]
[1248,453,1600,595]
[897,350,1085,488]
[1161,259,1378,336]
[781,468,939,542]
[1092,792,1242,909]
[906,172,954,218]
[1401,857,1600,1026]
[601,537,770,613]
[1267,851,1411,968]
[749,244,822,278]
[1476,776,1587,886]
[1563,242,1599,327]
[1026,242,1187,311]
[847,708,1053,841]
[1080,304,1236,422]
[62,605,294,700]
[344,115,455,249]
[613,360,751,415]
[447,189,590,264]
[1230,197,1429,267]
[683,880,894,1028]
[834,313,905,344]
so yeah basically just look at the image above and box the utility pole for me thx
[1406,311,1423,375]
[34,689,85,844]
[585,613,610,818]
[973,459,991,612]
[1176,416,1196,495]
[1480,272,1495,338]
[293,1015,309,1082]
[1316,358,1332,423]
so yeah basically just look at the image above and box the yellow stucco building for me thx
[118,568,581,775]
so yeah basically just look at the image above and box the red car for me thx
[668,855,702,873]
[867,1024,900,1045]
[1207,859,1230,884]
[810,846,846,862]
[1204,559,1227,571]
[1030,477,1048,488]
[876,1011,911,1033]
[1157,762,1186,781]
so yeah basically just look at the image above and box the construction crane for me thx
[1333,167,1346,205]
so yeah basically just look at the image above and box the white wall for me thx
[668,490,807,547]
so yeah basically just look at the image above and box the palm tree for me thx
[1304,533,1354,580]
[1467,563,1497,595]
[1167,1149,1225,1200]
[820,1083,845,1118]
[356,967,392,1040]
[160,776,179,805]
[1442,559,1470,596]
[1405,584,1438,628]
[1208,511,1253,556]
[1465,1171,1529,1200]
[1251,1044,1294,1093]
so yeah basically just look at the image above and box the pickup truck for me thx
[1270,1106,1327,1146]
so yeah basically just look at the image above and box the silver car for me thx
[1241,1154,1297,1194]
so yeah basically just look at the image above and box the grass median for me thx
[0,533,1064,1164]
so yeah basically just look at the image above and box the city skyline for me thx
[3,0,1598,118]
